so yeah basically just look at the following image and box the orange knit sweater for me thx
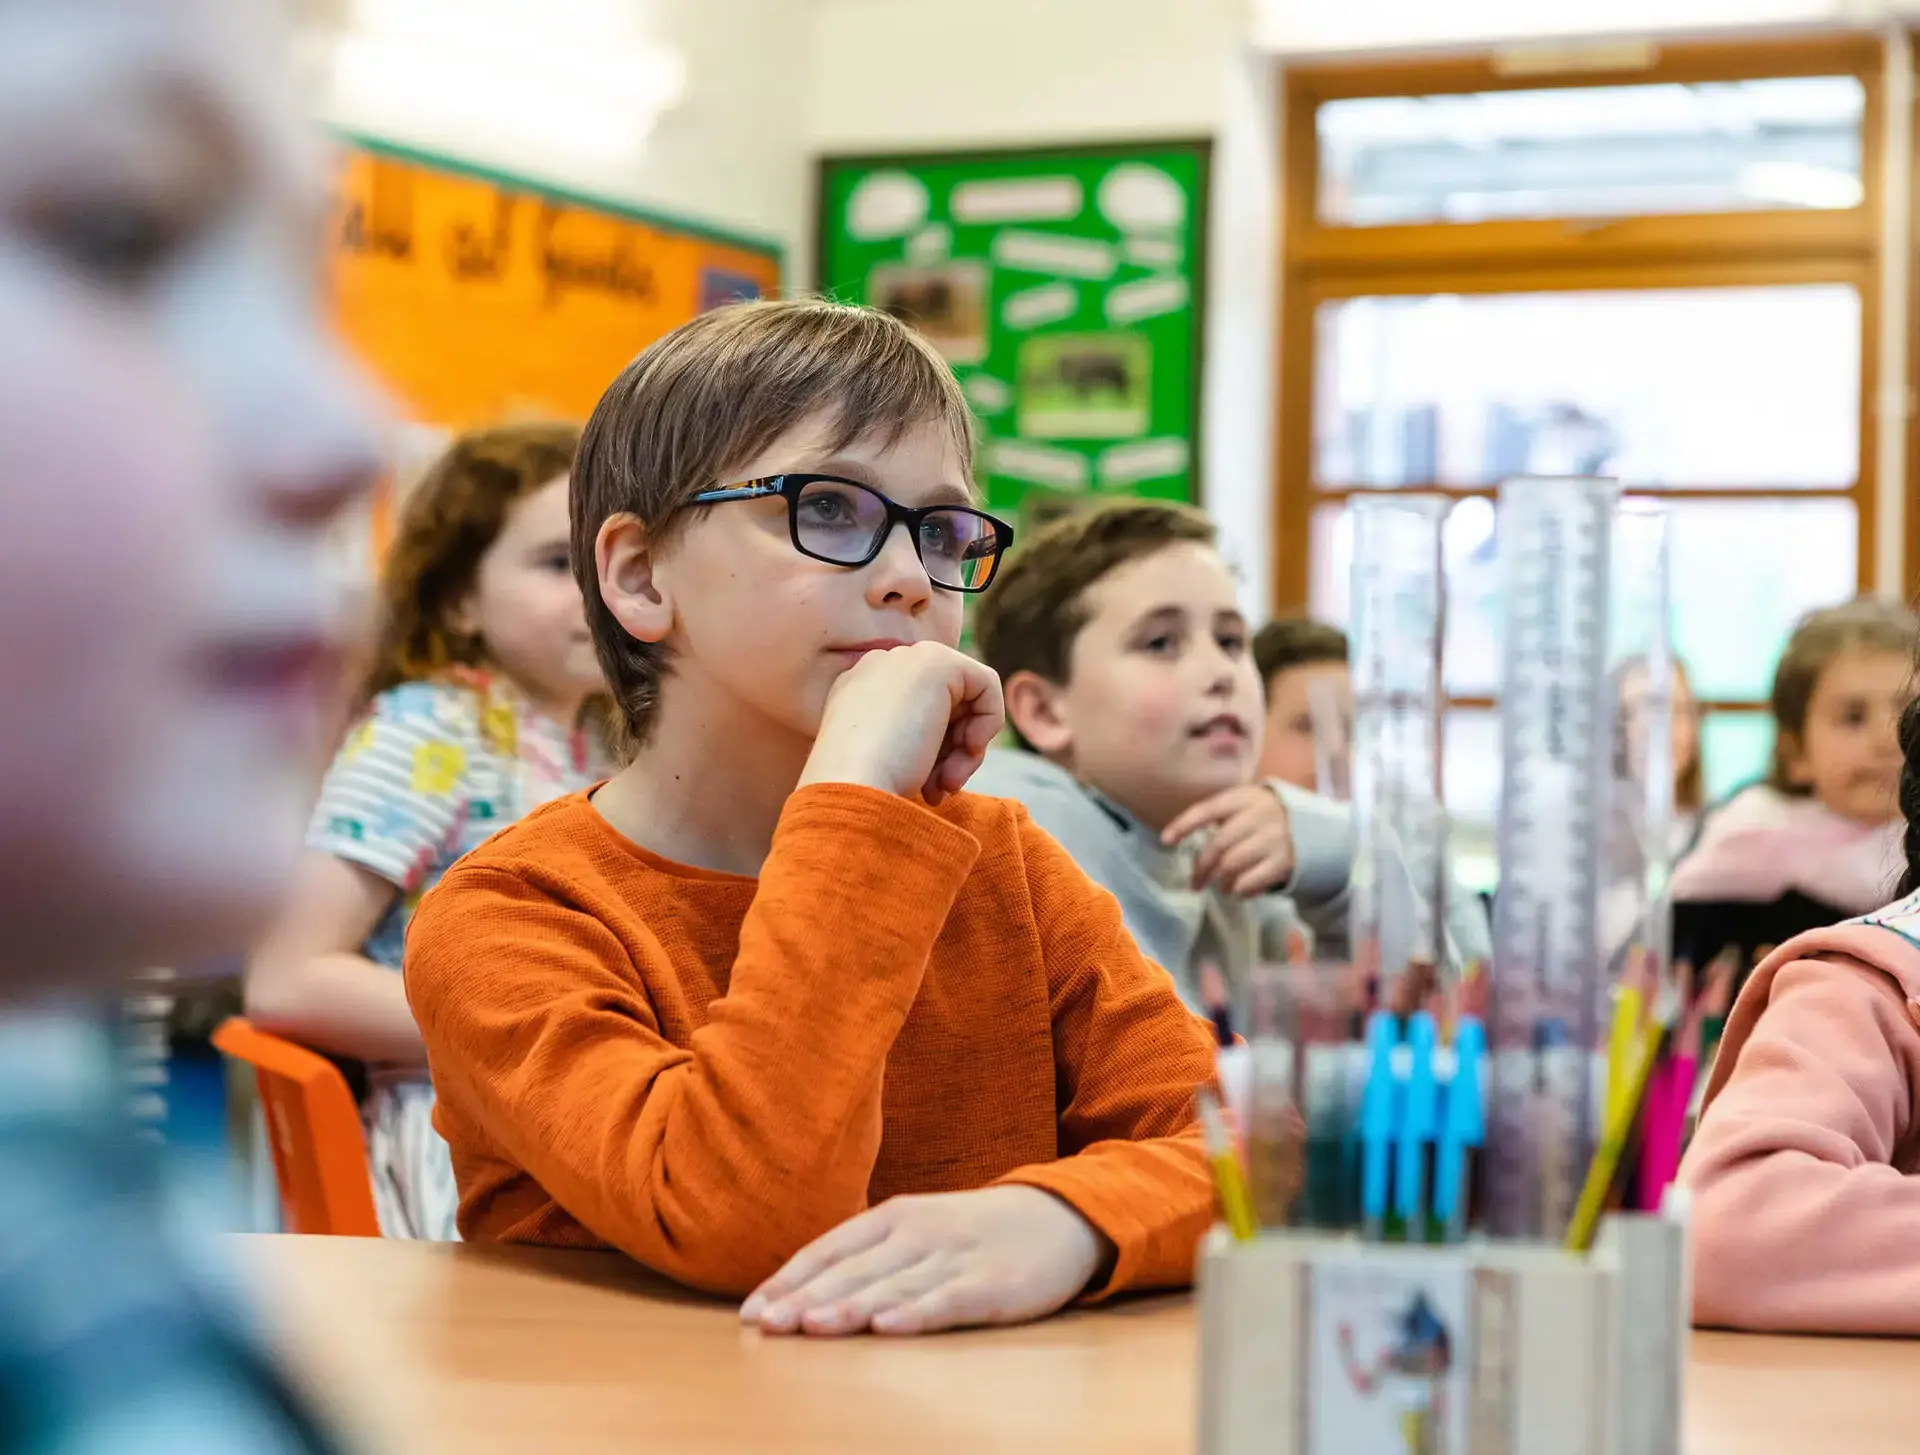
[404,782,1219,1299]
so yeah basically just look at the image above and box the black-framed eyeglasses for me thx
[688,473,1015,593]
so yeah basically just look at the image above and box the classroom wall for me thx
[313,0,809,265]
[806,0,1243,148]
[806,0,1279,611]
[315,0,1915,607]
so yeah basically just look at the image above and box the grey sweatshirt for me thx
[966,748,1489,1010]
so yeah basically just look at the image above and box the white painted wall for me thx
[627,0,812,266]
[807,0,1242,149]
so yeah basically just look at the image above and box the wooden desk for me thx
[240,1235,1920,1454]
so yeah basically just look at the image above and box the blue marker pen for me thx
[1435,1016,1486,1242]
[1395,1011,1439,1242]
[1358,1010,1402,1241]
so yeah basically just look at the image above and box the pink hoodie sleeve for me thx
[1682,946,1920,1334]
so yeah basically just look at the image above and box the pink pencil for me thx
[1638,955,1732,1209]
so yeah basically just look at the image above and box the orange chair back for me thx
[212,1017,381,1237]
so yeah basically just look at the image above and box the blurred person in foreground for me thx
[0,0,380,1449]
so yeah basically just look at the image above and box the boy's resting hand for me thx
[798,641,1005,806]
[1161,784,1296,896]
[738,1186,1109,1337]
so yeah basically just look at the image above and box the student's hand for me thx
[739,1185,1109,1337]
[798,642,1005,806]
[1161,784,1296,897]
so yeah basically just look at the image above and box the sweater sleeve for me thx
[404,784,980,1297]
[1681,954,1920,1334]
[990,811,1219,1299]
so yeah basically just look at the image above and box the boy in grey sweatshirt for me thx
[970,502,1455,1011]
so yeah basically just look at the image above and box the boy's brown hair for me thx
[571,299,975,750]
[1252,618,1349,693]
[973,500,1217,751]
[357,420,580,714]
[1767,596,1920,794]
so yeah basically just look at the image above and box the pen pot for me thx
[1196,1208,1687,1455]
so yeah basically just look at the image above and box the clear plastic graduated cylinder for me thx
[1485,477,1619,1243]
[1347,494,1449,998]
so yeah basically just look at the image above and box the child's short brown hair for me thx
[572,300,974,748]
[1767,596,1920,794]
[1252,618,1349,694]
[972,500,1217,750]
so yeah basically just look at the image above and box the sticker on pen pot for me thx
[1309,1255,1471,1455]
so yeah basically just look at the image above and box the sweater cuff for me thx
[775,783,983,886]
[1270,781,1354,906]
[995,1142,1213,1300]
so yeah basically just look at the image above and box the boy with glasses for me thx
[404,300,1221,1338]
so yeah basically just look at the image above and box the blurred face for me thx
[1784,649,1911,825]
[458,477,602,719]
[1620,661,1700,800]
[641,411,969,746]
[1011,542,1264,832]
[0,0,381,988]
[1258,660,1351,792]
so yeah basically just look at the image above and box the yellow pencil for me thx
[1196,1087,1258,1242]
[1568,988,1673,1253]
[1606,947,1648,1123]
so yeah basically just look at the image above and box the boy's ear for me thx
[1004,669,1074,755]
[595,513,672,644]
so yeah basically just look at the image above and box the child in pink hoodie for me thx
[1682,613,1920,1335]
[1671,599,1915,915]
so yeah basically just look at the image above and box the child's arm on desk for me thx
[1683,953,1920,1334]
[994,816,1220,1292]
[407,645,1002,1299]
[739,814,1217,1337]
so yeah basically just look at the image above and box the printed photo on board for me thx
[1016,332,1151,440]
[868,259,988,364]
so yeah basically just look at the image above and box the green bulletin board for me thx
[816,141,1210,533]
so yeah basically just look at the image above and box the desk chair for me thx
[211,1017,380,1237]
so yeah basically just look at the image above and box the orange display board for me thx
[328,138,783,429]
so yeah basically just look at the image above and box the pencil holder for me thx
[1195,1210,1687,1455]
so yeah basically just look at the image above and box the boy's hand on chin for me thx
[798,642,1005,806]
[1161,784,1296,897]
[739,1186,1109,1337]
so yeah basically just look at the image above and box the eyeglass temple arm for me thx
[690,479,786,504]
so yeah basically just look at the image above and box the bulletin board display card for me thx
[326,134,782,561]
[816,141,1209,532]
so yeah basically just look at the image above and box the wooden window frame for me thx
[1274,35,1886,746]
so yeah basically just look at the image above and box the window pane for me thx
[1309,496,1856,699]
[1444,709,1501,895]
[1442,706,1501,823]
[1318,76,1865,227]
[1701,709,1775,803]
[1314,286,1860,489]
[1661,498,1857,700]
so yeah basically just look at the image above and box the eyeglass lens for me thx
[794,478,999,589]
